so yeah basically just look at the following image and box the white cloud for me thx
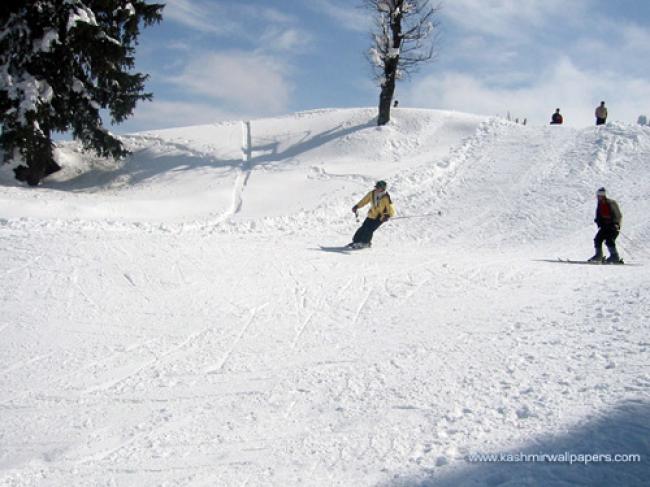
[163,0,237,35]
[164,0,303,48]
[166,40,192,51]
[403,58,650,126]
[169,51,293,114]
[238,5,295,25]
[442,0,588,39]
[258,27,313,54]
[309,0,372,32]
[408,0,650,127]
[152,4,307,122]
[116,100,246,133]
[621,23,650,50]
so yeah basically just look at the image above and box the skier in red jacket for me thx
[588,187,623,263]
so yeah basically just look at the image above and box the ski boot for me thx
[351,242,370,249]
[605,245,622,264]
[588,248,604,263]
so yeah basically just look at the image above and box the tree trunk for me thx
[13,127,60,186]
[377,4,401,126]
[378,59,398,126]
[377,82,395,126]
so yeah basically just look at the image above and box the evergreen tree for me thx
[364,0,440,126]
[0,0,164,186]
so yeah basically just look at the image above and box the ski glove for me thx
[352,205,358,213]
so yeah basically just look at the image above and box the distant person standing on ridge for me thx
[348,180,396,249]
[588,187,623,263]
[595,101,608,125]
[550,108,563,125]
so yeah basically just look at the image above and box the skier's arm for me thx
[610,201,622,228]
[379,197,396,221]
[353,192,373,211]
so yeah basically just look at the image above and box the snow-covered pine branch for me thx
[0,0,163,186]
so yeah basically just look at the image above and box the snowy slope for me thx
[0,109,486,225]
[1,108,649,487]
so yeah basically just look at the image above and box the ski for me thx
[538,258,641,266]
[319,245,352,253]
[558,257,624,265]
[540,258,641,266]
[319,244,371,253]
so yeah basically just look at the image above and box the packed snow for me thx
[0,108,648,486]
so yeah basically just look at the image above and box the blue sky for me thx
[115,0,650,132]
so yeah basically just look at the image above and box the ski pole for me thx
[620,231,649,259]
[391,211,442,220]
[620,239,636,261]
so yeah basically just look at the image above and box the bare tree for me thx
[365,0,440,125]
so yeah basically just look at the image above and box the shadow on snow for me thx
[382,399,650,487]
[27,118,376,191]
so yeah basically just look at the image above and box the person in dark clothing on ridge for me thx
[550,108,563,125]
[595,101,608,125]
[588,187,623,263]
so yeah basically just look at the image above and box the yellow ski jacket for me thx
[355,190,396,220]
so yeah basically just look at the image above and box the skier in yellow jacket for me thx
[347,180,396,249]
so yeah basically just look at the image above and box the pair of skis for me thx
[555,258,626,265]
[550,258,643,266]
[320,252,640,265]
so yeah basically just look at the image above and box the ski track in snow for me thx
[208,304,269,372]
[0,109,649,486]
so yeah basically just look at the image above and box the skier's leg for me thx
[366,219,383,246]
[605,227,621,262]
[352,225,364,244]
[590,229,605,261]
[353,218,374,244]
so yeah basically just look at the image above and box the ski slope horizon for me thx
[1,107,649,486]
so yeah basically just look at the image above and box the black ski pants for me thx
[353,217,383,244]
[596,118,606,125]
[594,225,618,249]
